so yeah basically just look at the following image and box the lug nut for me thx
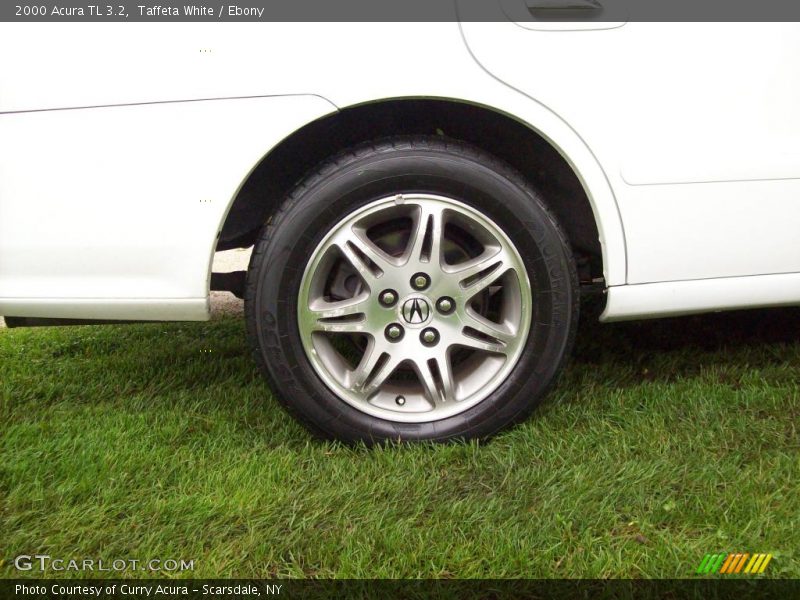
[385,323,404,341]
[420,327,439,346]
[436,297,455,315]
[396,395,406,406]
[379,289,398,307]
[411,273,430,290]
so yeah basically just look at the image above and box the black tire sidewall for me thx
[247,142,577,443]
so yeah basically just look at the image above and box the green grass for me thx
[1,303,798,579]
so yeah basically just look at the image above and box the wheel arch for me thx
[216,96,626,287]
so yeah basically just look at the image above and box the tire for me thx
[245,136,579,444]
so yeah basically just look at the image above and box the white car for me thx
[2,20,799,443]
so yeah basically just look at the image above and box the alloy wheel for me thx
[297,194,532,423]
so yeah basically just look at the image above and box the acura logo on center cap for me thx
[402,298,430,324]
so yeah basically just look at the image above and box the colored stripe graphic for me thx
[758,554,773,574]
[711,554,726,573]
[695,554,712,574]
[719,554,737,574]
[734,553,750,573]
[744,554,763,574]
[697,553,773,575]
[696,554,721,574]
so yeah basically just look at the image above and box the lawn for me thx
[1,302,798,579]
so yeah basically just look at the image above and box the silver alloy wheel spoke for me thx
[462,309,516,347]
[336,232,398,285]
[416,350,457,406]
[297,194,532,423]
[434,350,457,403]
[457,331,508,355]
[349,341,382,390]
[359,353,400,397]
[414,359,446,407]
[451,249,508,293]
[407,204,445,267]
[308,295,370,333]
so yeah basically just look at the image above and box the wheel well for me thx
[218,98,603,281]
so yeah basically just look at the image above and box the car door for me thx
[460,13,800,284]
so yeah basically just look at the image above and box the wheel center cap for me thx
[401,297,431,325]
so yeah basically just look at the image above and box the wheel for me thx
[245,136,578,443]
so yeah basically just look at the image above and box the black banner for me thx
[3,0,800,23]
[3,579,800,600]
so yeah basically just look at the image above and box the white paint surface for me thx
[2,21,800,322]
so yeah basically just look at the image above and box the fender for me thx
[239,90,629,288]
[0,94,337,321]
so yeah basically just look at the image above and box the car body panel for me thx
[460,20,800,286]
[1,21,799,321]
[603,272,800,322]
[0,94,336,320]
